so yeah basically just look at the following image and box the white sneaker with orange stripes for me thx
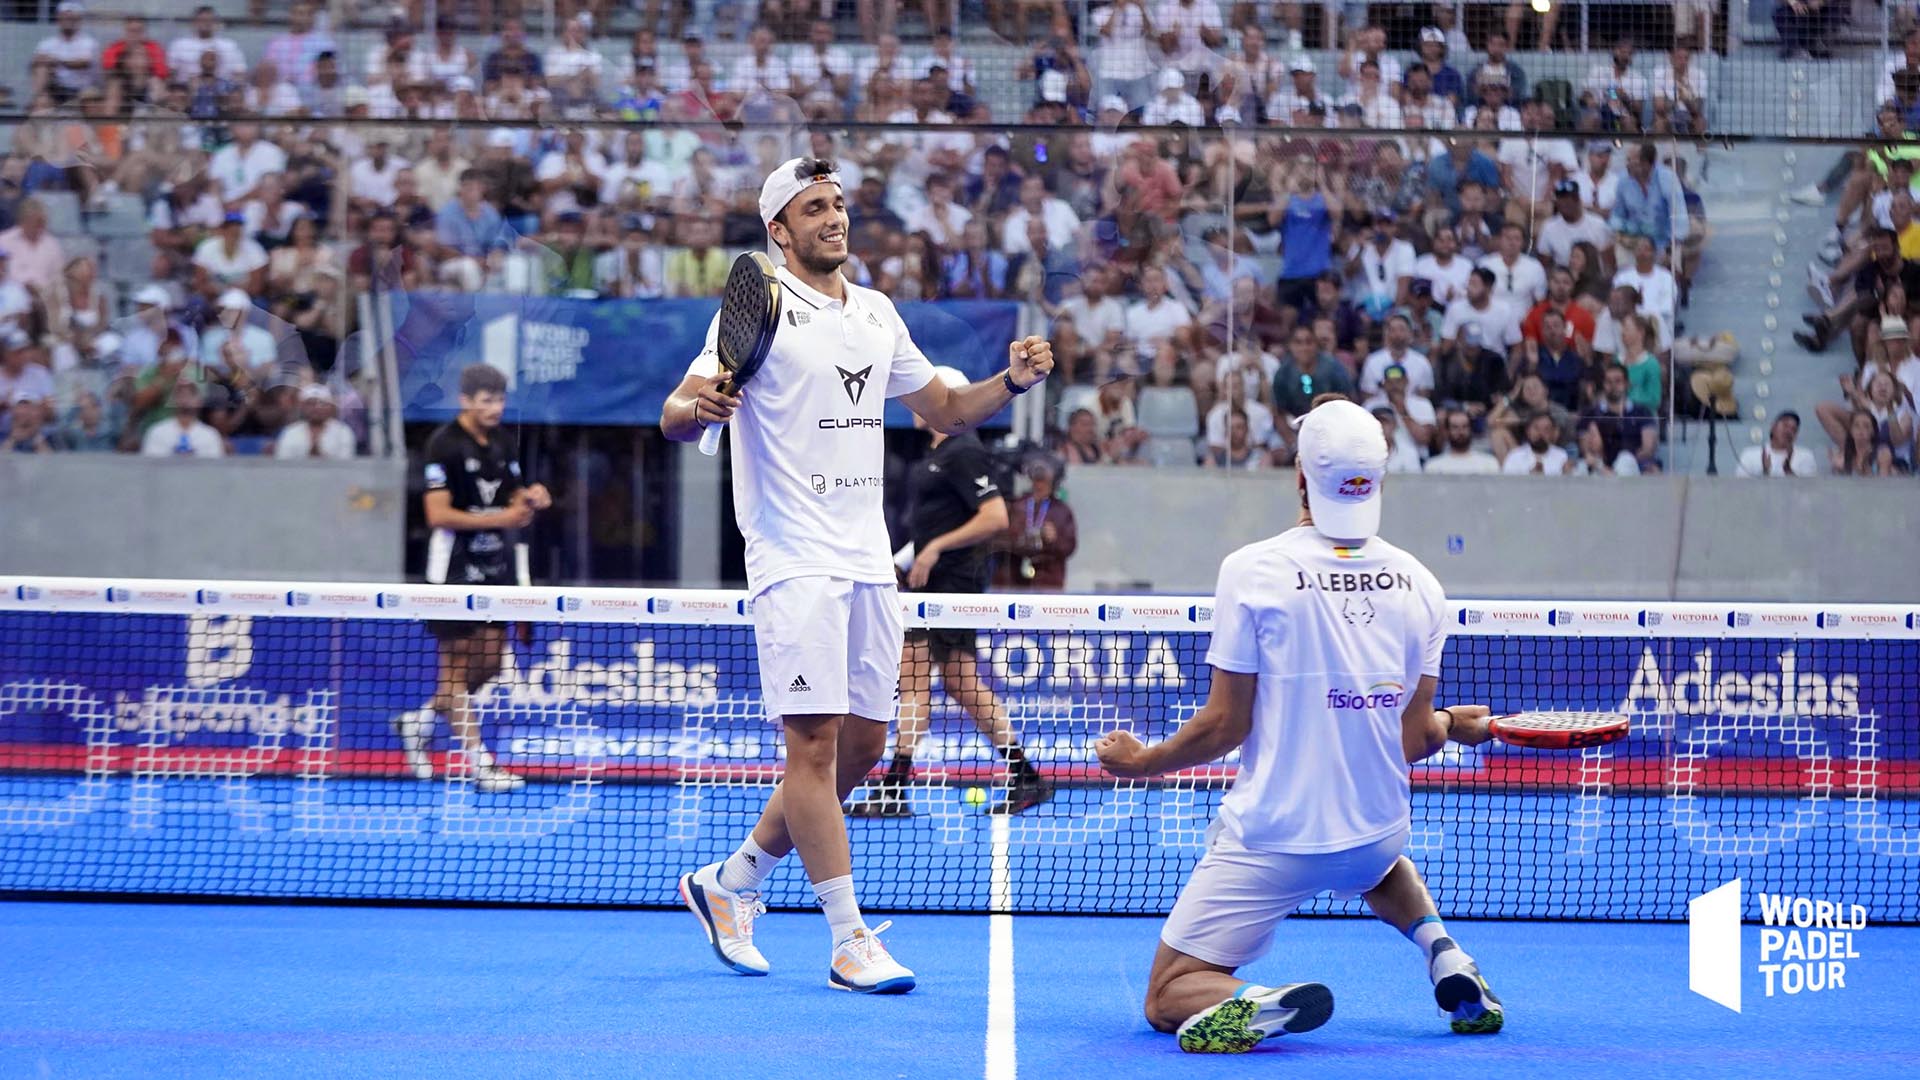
[828,921,915,994]
[678,862,770,976]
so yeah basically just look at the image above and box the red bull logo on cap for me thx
[1336,475,1374,498]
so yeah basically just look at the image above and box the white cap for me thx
[758,155,843,231]
[449,74,476,93]
[90,330,122,360]
[1157,68,1185,91]
[487,129,517,148]
[1038,69,1068,103]
[132,283,171,308]
[217,287,252,311]
[1215,104,1243,125]
[931,365,969,389]
[1296,399,1389,541]
[1419,26,1446,44]
[54,0,82,14]
[1100,94,1129,113]
[299,383,335,403]
[1289,56,1316,74]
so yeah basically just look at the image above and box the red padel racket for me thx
[698,252,783,456]
[1488,711,1630,750]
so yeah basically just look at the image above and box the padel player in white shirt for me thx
[1097,397,1506,1053]
[660,157,1054,994]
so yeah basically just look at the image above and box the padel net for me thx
[0,576,1914,922]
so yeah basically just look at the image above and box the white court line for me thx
[986,813,1015,1080]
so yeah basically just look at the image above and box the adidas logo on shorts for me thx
[789,675,811,692]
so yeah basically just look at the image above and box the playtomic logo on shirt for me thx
[1326,681,1405,710]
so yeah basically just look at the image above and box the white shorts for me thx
[752,576,902,723]
[1160,827,1410,969]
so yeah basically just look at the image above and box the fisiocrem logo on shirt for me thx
[1326,681,1406,710]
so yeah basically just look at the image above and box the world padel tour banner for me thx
[391,293,1021,427]
[0,581,1916,917]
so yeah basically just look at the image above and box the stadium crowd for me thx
[0,1,1885,475]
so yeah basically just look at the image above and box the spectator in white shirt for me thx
[1612,234,1677,347]
[1536,179,1614,270]
[1502,411,1571,474]
[1338,25,1403,86]
[1651,43,1708,135]
[1498,102,1578,214]
[1440,267,1522,370]
[1478,223,1548,309]
[1265,56,1328,124]
[200,288,278,381]
[923,29,976,95]
[1000,175,1081,257]
[907,172,973,249]
[33,2,100,103]
[1361,315,1435,397]
[275,384,356,459]
[412,24,474,88]
[594,215,664,299]
[733,24,791,96]
[1054,265,1128,351]
[1204,364,1278,456]
[1364,365,1436,466]
[1155,0,1226,78]
[790,18,853,107]
[1423,408,1502,474]
[348,135,410,210]
[243,60,303,117]
[1141,68,1205,127]
[1575,141,1621,215]
[208,125,289,208]
[1462,71,1522,131]
[140,380,225,458]
[1412,226,1473,307]
[854,33,911,100]
[1352,211,1416,318]
[191,212,269,296]
[599,131,675,210]
[168,5,247,81]
[1569,417,1642,475]
[1738,412,1820,477]
[1581,38,1649,131]
[1124,265,1194,357]
[1345,60,1404,131]
[1094,0,1158,109]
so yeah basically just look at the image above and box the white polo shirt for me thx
[1477,252,1547,308]
[1204,526,1448,854]
[1411,252,1471,306]
[688,268,936,595]
[1359,346,1433,396]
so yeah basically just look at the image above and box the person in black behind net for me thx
[847,366,1054,818]
[397,363,551,794]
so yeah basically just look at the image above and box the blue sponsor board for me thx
[393,293,1020,428]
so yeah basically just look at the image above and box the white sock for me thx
[1408,915,1473,976]
[716,836,779,894]
[1407,915,1449,959]
[814,874,867,943]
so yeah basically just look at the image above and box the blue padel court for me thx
[2,902,1915,1080]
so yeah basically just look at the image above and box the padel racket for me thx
[1488,711,1630,750]
[698,252,783,456]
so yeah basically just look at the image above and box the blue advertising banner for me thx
[0,587,1916,919]
[392,293,1022,428]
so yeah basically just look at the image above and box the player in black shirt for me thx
[847,368,1053,818]
[398,364,551,793]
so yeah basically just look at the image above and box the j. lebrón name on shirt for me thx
[1295,570,1415,592]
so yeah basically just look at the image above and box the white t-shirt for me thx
[1737,443,1821,477]
[1204,399,1277,450]
[348,155,411,207]
[1440,298,1521,357]
[168,34,249,80]
[1502,444,1569,475]
[1363,392,1436,462]
[1476,253,1547,309]
[687,268,935,594]
[1093,3,1155,80]
[1358,239,1417,302]
[1057,294,1127,346]
[904,199,973,249]
[732,54,792,95]
[1536,210,1613,270]
[192,237,269,286]
[1497,137,1577,205]
[1155,0,1224,71]
[1613,264,1678,344]
[1204,526,1448,854]
[1411,253,1471,306]
[1359,348,1434,396]
[275,418,357,459]
[789,45,853,96]
[1422,449,1500,475]
[1000,199,1081,256]
[1125,297,1193,354]
[34,32,98,92]
[599,158,677,206]
[1653,63,1707,104]
[141,418,226,458]
[208,140,289,203]
[1141,92,1207,127]
[1574,167,1620,215]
